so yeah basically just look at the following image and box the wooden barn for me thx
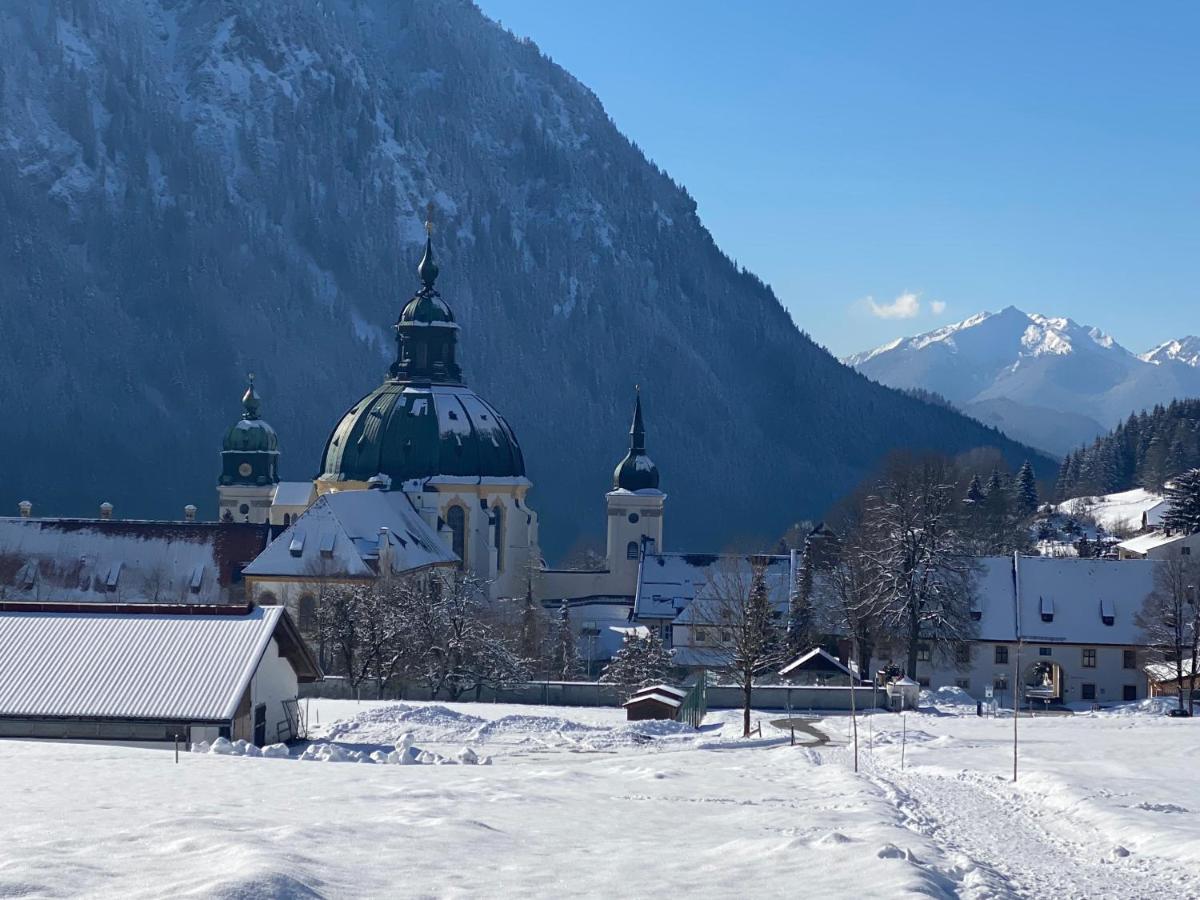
[623,684,686,721]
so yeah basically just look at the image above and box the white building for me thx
[1116,529,1200,560]
[900,555,1155,707]
[0,603,319,744]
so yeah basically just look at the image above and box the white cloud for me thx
[930,300,947,315]
[866,291,921,319]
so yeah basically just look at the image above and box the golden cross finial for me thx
[425,200,435,234]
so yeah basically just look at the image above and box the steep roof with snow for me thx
[1116,531,1184,556]
[971,556,1156,646]
[634,552,791,621]
[0,519,269,605]
[243,490,456,579]
[0,604,319,721]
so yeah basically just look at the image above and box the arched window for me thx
[447,505,467,568]
[493,505,505,573]
[626,540,639,560]
[283,513,291,527]
[298,594,316,633]
[258,591,278,605]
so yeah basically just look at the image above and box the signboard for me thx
[985,684,994,699]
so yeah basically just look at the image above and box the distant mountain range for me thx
[847,307,1200,456]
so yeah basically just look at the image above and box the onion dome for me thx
[219,376,280,487]
[613,389,660,491]
[223,376,278,453]
[320,218,525,484]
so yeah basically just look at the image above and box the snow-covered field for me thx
[3,696,1200,898]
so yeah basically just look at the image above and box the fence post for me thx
[174,732,180,764]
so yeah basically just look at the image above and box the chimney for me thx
[378,526,392,576]
[184,504,197,523]
[18,500,31,518]
[99,502,113,520]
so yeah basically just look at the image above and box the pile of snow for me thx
[918,686,977,713]
[191,738,264,757]
[1084,697,1180,718]
[298,741,491,766]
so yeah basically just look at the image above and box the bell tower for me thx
[217,376,280,523]
[606,388,665,582]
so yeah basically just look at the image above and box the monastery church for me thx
[216,228,666,630]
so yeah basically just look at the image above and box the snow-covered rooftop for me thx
[0,519,269,605]
[272,481,315,508]
[970,555,1156,646]
[0,605,318,721]
[1056,489,1168,532]
[243,490,456,579]
[634,552,791,621]
[1116,531,1183,556]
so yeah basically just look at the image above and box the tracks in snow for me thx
[856,754,1200,899]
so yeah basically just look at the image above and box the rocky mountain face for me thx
[848,307,1200,457]
[0,0,1049,558]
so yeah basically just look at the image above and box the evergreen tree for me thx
[1163,469,1200,535]
[549,600,580,680]
[599,630,672,692]
[1015,460,1039,516]
[965,473,986,505]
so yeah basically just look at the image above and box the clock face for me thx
[238,462,253,478]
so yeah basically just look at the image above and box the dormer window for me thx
[1100,597,1116,627]
[970,596,982,621]
[289,532,306,558]
[1040,595,1054,623]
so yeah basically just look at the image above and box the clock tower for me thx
[217,376,280,523]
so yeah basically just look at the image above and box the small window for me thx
[916,645,931,663]
[955,678,971,690]
[1123,684,1137,701]
[719,630,732,643]
[1082,648,1097,668]
[1039,647,1052,657]
[283,513,291,527]
[1081,683,1096,701]
[994,645,1009,665]
[1123,649,1137,670]
[994,676,1008,691]
[626,541,639,560]
[298,595,316,633]
[1183,546,1192,557]
[917,676,931,688]
[956,644,970,665]
[969,596,982,622]
[628,512,640,524]
[694,628,707,645]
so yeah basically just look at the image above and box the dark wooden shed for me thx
[623,684,685,721]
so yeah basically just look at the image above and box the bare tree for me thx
[861,454,979,678]
[822,528,882,679]
[705,555,787,737]
[1136,558,1200,713]
[316,577,413,694]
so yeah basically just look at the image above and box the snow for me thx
[3,699,1200,897]
[1055,488,1168,532]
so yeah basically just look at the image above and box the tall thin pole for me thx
[900,713,907,770]
[850,662,859,773]
[1012,639,1021,783]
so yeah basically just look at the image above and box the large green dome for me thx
[320,382,525,483]
[319,234,525,484]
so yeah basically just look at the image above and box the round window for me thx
[238,462,253,477]
[239,503,250,515]
[628,512,640,524]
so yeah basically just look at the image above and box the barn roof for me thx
[0,604,319,722]
[0,518,268,605]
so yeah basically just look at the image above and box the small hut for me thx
[623,684,686,721]
[779,648,858,686]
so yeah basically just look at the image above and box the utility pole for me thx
[1012,638,1022,783]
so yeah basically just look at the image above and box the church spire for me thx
[613,386,660,491]
[417,206,439,289]
[241,374,261,420]
[629,385,646,453]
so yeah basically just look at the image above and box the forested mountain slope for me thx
[0,0,1049,557]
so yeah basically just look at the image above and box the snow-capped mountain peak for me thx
[846,307,1200,457]
[1141,337,1200,367]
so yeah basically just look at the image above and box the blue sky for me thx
[476,1,1199,358]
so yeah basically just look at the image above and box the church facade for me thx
[227,228,666,624]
